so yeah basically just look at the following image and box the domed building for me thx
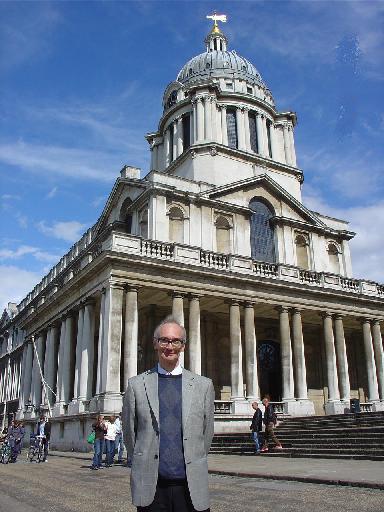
[1,19,383,447]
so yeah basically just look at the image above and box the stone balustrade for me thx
[14,231,384,322]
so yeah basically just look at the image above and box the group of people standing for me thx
[250,397,283,453]
[91,413,124,470]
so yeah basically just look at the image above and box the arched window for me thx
[168,206,184,243]
[215,215,231,253]
[328,243,340,274]
[249,199,275,262]
[119,197,133,234]
[182,114,190,151]
[295,234,309,269]
[139,209,148,239]
[226,109,238,149]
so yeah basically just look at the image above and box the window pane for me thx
[226,109,238,149]
[216,227,230,253]
[296,242,309,269]
[249,199,275,262]
[169,219,183,243]
[183,114,190,151]
[249,113,258,153]
[169,126,174,162]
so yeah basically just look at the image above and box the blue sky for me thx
[1,0,383,311]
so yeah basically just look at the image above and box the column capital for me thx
[333,313,344,321]
[361,317,373,325]
[371,319,382,326]
[109,281,126,291]
[84,296,96,306]
[217,103,227,111]
[320,311,333,320]
[188,293,201,301]
[169,291,186,299]
[124,284,140,293]
[243,301,255,309]
[291,307,302,315]
[276,305,290,314]
[226,299,241,307]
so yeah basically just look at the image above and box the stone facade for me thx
[1,21,384,449]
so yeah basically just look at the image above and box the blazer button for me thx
[154,455,158,459]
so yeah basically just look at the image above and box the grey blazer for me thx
[122,367,215,510]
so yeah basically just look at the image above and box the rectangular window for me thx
[169,125,174,162]
[249,112,258,153]
[226,109,238,149]
[247,86,253,94]
[226,82,233,90]
[266,120,273,158]
[182,114,190,151]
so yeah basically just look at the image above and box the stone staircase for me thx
[210,412,384,461]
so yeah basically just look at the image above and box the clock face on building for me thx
[258,342,279,370]
[167,90,177,108]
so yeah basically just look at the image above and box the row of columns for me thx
[16,284,384,417]
[156,95,297,170]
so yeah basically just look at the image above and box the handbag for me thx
[87,431,96,444]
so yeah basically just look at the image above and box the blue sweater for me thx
[158,373,186,480]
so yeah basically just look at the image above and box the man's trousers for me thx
[137,479,210,512]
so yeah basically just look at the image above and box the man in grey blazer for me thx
[122,315,215,511]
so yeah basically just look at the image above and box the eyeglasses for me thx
[156,337,185,348]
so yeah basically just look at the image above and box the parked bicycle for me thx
[27,434,45,463]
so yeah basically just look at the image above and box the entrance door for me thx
[257,340,281,401]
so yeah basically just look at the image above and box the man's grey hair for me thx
[153,315,187,343]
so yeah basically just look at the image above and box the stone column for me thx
[283,124,291,165]
[362,319,380,401]
[204,96,212,141]
[31,333,46,410]
[244,302,259,401]
[197,97,204,142]
[269,123,277,160]
[221,105,228,145]
[256,113,264,156]
[123,286,139,389]
[323,312,340,401]
[291,308,308,400]
[289,126,297,166]
[62,314,75,404]
[96,290,106,395]
[192,100,197,143]
[172,292,185,367]
[73,306,84,401]
[165,128,171,167]
[278,307,294,401]
[43,328,52,405]
[177,116,183,156]
[211,98,218,142]
[371,320,384,400]
[21,341,33,410]
[236,108,246,151]
[79,299,96,401]
[55,317,66,405]
[229,301,244,399]
[188,295,201,375]
[244,108,251,152]
[334,315,351,401]
[172,120,177,161]
[45,324,60,406]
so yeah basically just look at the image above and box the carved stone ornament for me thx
[210,146,218,157]
[190,150,196,159]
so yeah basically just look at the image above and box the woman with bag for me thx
[90,415,107,470]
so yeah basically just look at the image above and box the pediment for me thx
[199,175,326,228]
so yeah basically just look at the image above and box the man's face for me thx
[153,322,185,368]
[252,403,258,410]
[262,399,268,407]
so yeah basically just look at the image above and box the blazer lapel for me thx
[143,368,159,427]
[182,369,195,430]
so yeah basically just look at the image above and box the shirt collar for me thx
[157,363,183,376]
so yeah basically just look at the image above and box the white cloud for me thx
[0,265,42,312]
[37,220,87,243]
[303,190,384,283]
[46,186,58,199]
[1,194,20,201]
[0,244,59,264]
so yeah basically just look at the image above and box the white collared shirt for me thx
[157,363,183,376]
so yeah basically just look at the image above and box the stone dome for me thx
[177,49,268,90]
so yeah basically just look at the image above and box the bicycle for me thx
[0,438,12,464]
[27,434,45,463]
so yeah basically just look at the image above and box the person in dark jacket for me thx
[260,397,282,452]
[36,415,51,461]
[91,415,107,470]
[249,401,263,454]
[8,420,25,462]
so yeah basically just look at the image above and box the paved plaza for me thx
[0,455,383,512]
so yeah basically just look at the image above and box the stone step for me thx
[209,447,384,460]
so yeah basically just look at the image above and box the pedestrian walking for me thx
[122,315,215,512]
[105,415,117,467]
[91,415,107,470]
[250,401,262,454]
[260,397,283,452]
[114,413,124,463]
